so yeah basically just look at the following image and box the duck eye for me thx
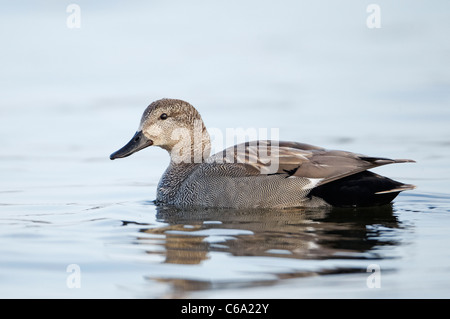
[160,113,168,120]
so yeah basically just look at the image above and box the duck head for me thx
[110,98,211,163]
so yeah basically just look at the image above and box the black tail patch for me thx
[309,171,409,207]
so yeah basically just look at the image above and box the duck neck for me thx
[167,123,211,164]
[156,125,211,204]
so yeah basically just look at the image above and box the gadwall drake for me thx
[110,98,415,208]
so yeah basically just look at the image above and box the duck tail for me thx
[359,157,416,165]
[309,171,415,207]
[375,183,416,194]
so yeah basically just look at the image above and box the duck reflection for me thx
[137,204,401,265]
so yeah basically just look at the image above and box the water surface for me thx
[1,1,450,298]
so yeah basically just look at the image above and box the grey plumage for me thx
[110,98,416,208]
[158,161,326,208]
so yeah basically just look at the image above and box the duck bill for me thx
[110,131,153,160]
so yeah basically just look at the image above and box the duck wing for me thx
[206,140,415,187]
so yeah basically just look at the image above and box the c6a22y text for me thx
[225,303,269,314]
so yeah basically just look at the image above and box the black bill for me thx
[110,130,153,160]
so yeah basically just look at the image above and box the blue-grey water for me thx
[1,1,450,298]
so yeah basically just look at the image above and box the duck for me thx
[110,98,415,208]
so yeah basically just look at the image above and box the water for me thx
[1,1,450,298]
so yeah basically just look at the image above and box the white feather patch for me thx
[306,178,323,189]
